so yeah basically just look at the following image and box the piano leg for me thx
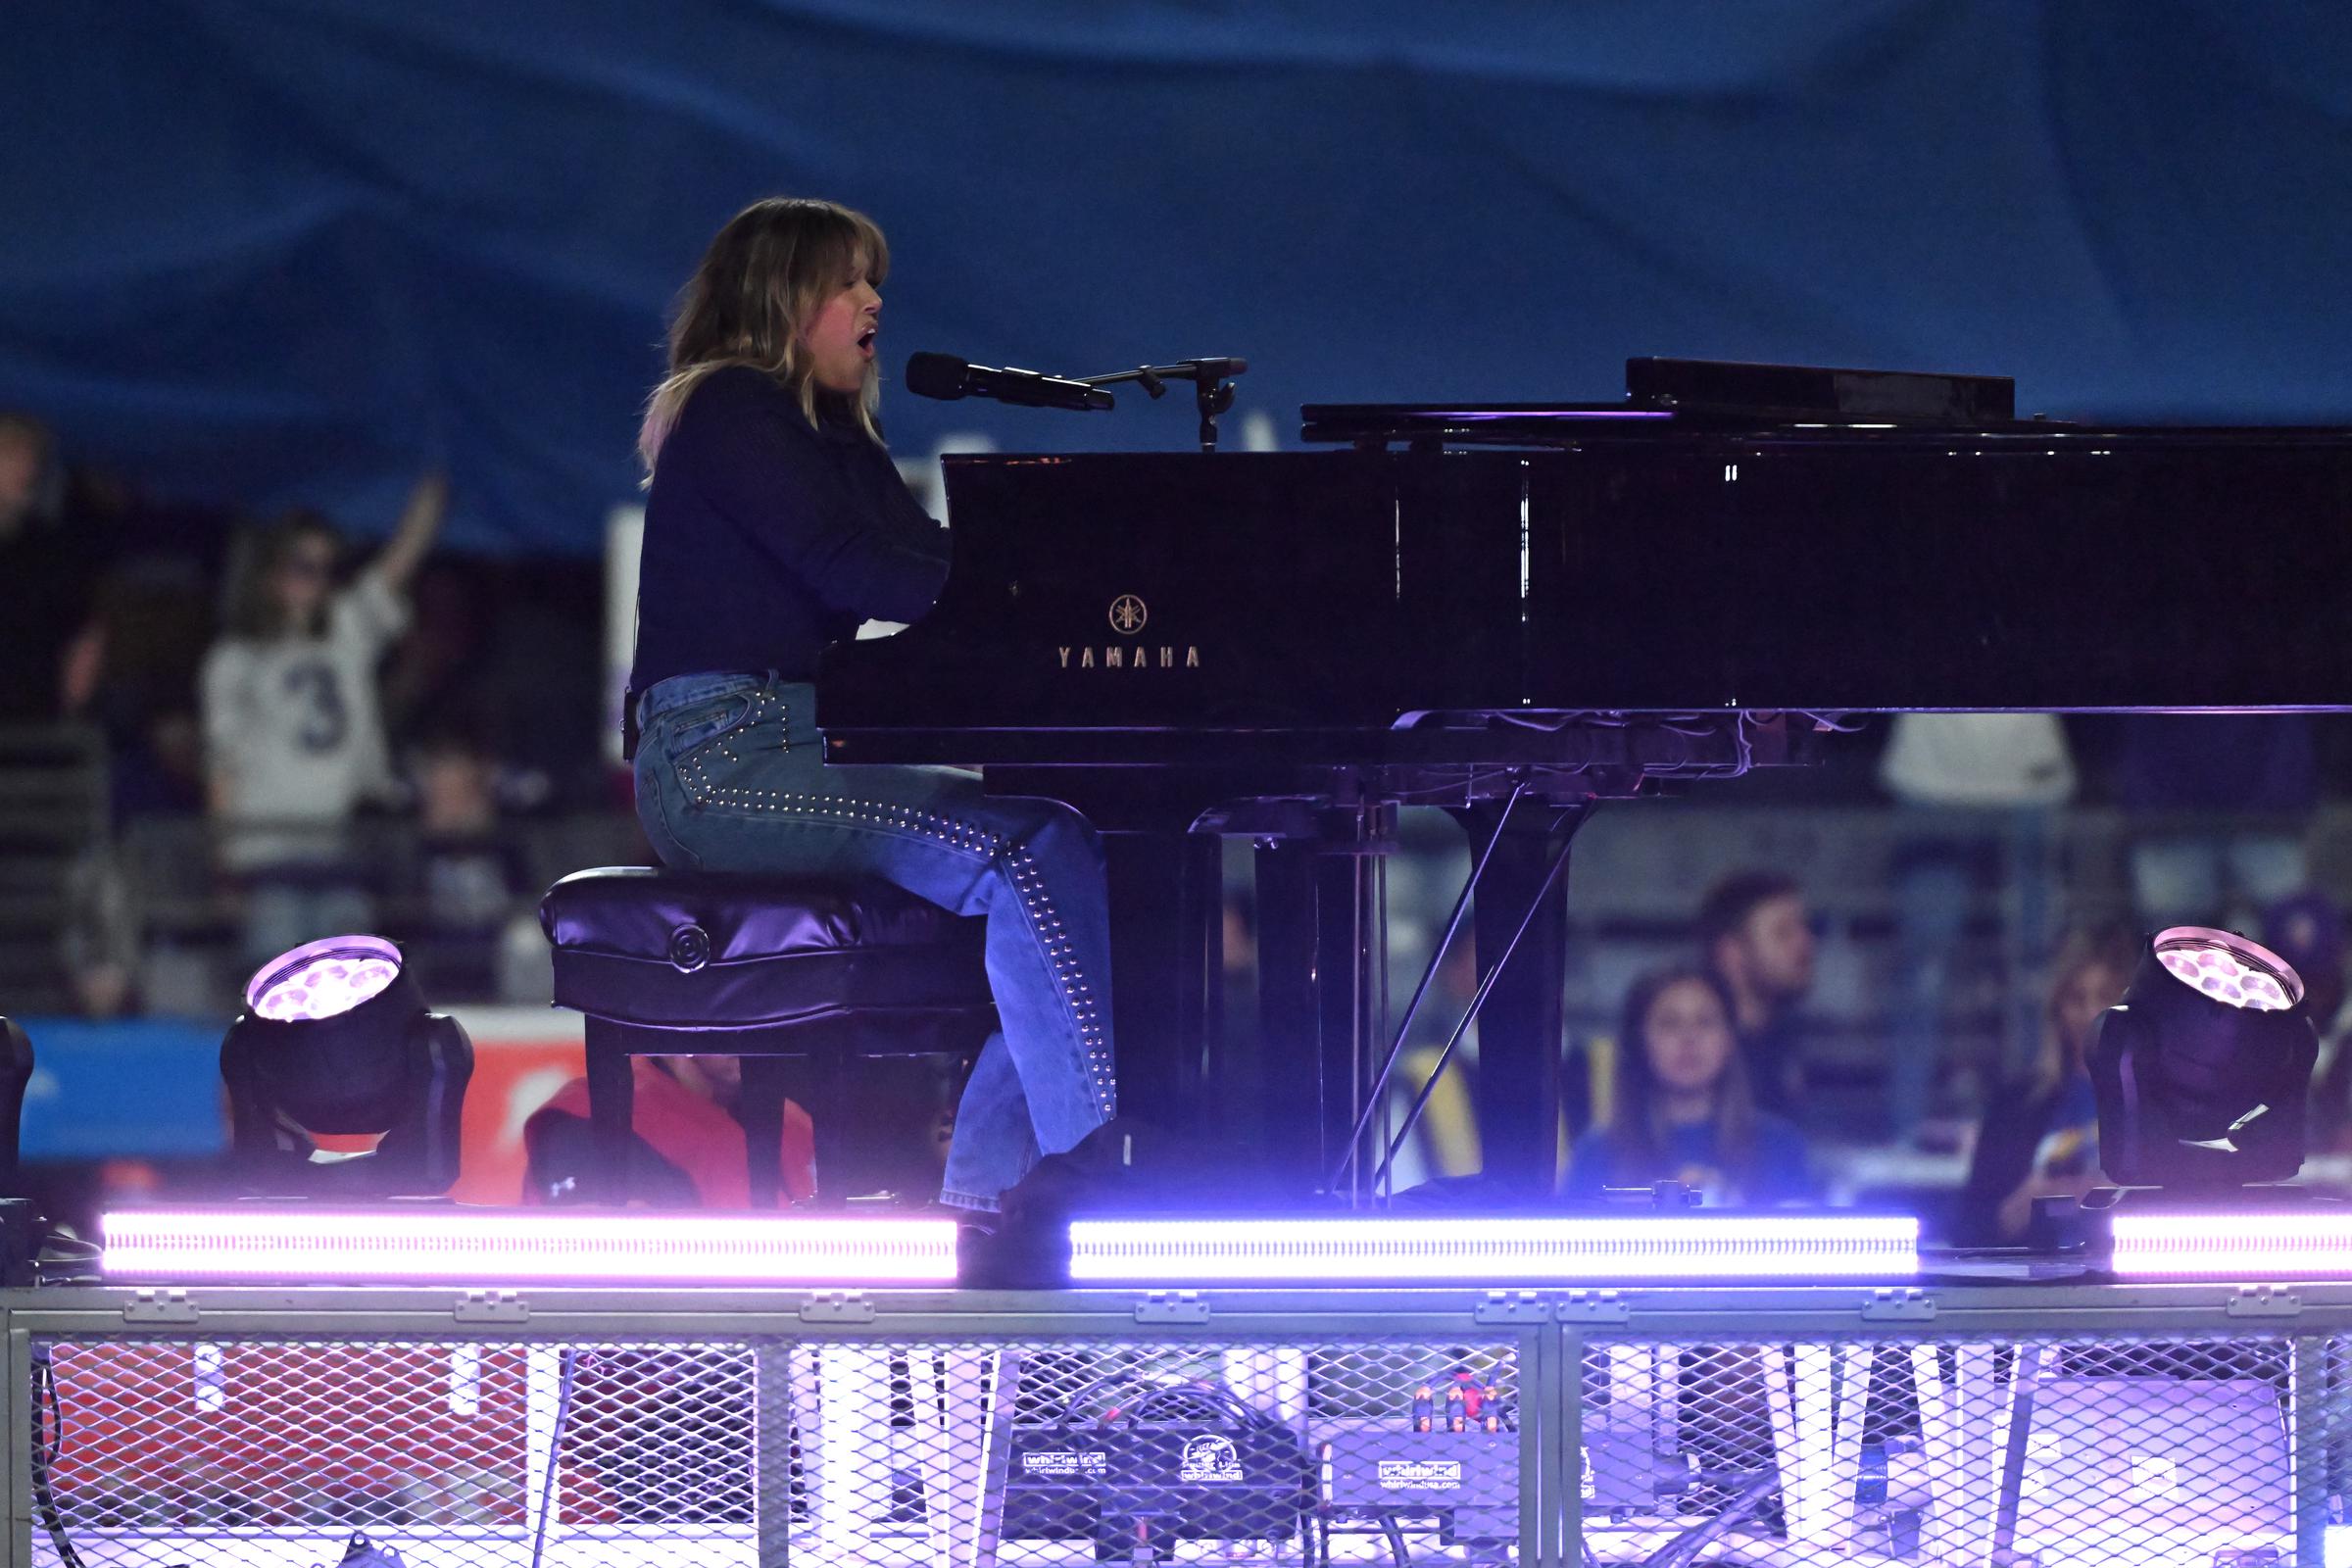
[1250,807,1395,1200]
[1101,830,1221,1132]
[1318,842,1384,1200]
[1252,840,1321,1190]
[1449,801,1588,1200]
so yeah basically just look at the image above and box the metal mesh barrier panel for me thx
[1576,1333,2300,1568]
[30,1339,759,1567]
[27,1334,1527,1567]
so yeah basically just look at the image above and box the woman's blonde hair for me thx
[2034,922,2142,1090]
[638,197,889,475]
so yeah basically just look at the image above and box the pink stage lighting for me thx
[2111,1210,2352,1279]
[2153,926,2302,1012]
[1066,1214,1919,1284]
[247,935,405,1022]
[103,1208,960,1285]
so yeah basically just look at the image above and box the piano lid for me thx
[1625,357,2016,420]
[1301,356,2028,445]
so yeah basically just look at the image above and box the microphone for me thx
[905,352,1113,412]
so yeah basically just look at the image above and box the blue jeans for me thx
[633,671,1114,1208]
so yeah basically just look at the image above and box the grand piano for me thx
[817,359,2352,1200]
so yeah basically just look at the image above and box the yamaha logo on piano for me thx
[1056,594,1200,670]
[1057,643,1200,669]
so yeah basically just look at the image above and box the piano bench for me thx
[539,865,997,1207]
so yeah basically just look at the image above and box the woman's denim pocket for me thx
[658,693,756,764]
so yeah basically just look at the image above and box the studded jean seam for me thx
[637,676,1116,1204]
[678,690,784,773]
[678,745,1113,1120]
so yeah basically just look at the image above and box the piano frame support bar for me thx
[1367,796,1592,1200]
[1332,778,1529,1193]
[1458,798,1589,1198]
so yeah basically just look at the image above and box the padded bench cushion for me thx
[541,865,995,1032]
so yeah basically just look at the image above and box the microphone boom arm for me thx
[1075,358,1249,451]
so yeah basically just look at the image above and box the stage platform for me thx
[6,1277,2351,1567]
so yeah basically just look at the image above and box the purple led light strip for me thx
[104,1208,960,1284]
[2111,1212,2352,1278]
[1438,409,1674,421]
[1067,1215,1918,1283]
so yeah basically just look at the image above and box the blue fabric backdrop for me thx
[6,1,2349,554]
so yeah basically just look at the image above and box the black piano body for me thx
[818,393,2352,1198]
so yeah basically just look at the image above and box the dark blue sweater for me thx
[1563,1113,1813,1206]
[630,367,950,691]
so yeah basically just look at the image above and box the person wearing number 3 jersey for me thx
[200,474,445,964]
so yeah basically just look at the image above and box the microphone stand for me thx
[1075,359,1246,452]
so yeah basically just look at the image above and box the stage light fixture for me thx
[219,936,473,1198]
[101,1206,960,1285]
[2110,1209,2352,1279]
[1065,1214,1919,1284]
[2088,926,2320,1190]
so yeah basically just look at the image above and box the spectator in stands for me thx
[1564,966,1811,1205]
[2117,714,2315,930]
[0,413,52,523]
[59,847,141,1017]
[0,412,92,721]
[60,556,214,821]
[522,1054,815,1207]
[1878,712,2077,1142]
[200,473,445,966]
[402,726,532,1002]
[1952,923,2137,1245]
[2265,893,2352,1152]
[1696,871,1816,1119]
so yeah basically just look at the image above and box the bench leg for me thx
[807,1050,858,1208]
[583,1019,636,1205]
[738,1055,790,1209]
